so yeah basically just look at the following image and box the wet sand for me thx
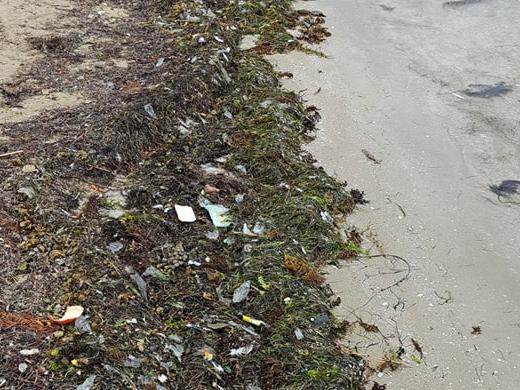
[269,0,520,388]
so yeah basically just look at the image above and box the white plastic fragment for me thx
[200,163,227,175]
[107,241,124,253]
[76,375,96,390]
[19,349,40,356]
[22,164,37,173]
[223,110,233,119]
[229,344,254,356]
[206,231,220,240]
[234,164,247,174]
[18,187,35,199]
[232,280,251,303]
[155,57,165,67]
[252,222,265,235]
[143,103,157,119]
[166,343,184,362]
[174,204,196,222]
[242,223,254,236]
[294,327,304,341]
[201,203,231,227]
[130,272,148,302]
[75,315,92,334]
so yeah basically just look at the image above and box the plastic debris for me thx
[215,155,230,163]
[158,374,168,383]
[216,284,232,305]
[160,361,173,370]
[107,241,124,253]
[76,375,96,390]
[142,266,168,281]
[155,57,165,67]
[19,348,40,356]
[235,194,245,203]
[239,35,259,51]
[75,315,92,334]
[130,272,148,303]
[169,334,183,343]
[242,315,267,327]
[223,110,233,119]
[201,201,231,227]
[232,280,251,303]
[174,204,196,223]
[143,103,157,119]
[124,355,142,368]
[294,327,304,340]
[166,343,184,362]
[242,223,254,236]
[252,222,265,235]
[200,163,227,175]
[311,313,330,326]
[320,211,333,223]
[102,208,124,219]
[200,346,215,361]
[18,187,35,199]
[223,237,235,246]
[235,164,247,174]
[230,344,254,356]
[53,306,84,325]
[22,164,37,173]
[206,231,220,240]
[18,363,28,373]
[260,99,272,108]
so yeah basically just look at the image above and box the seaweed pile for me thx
[0,0,365,388]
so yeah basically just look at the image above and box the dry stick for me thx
[0,150,23,158]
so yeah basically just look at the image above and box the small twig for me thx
[434,290,453,305]
[0,150,23,158]
[386,197,406,217]
[359,254,412,292]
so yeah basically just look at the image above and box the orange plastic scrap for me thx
[0,310,55,333]
[284,255,325,286]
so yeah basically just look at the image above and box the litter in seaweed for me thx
[0,0,365,388]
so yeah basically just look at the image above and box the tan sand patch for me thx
[0,92,84,123]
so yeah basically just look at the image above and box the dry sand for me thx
[0,0,82,123]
